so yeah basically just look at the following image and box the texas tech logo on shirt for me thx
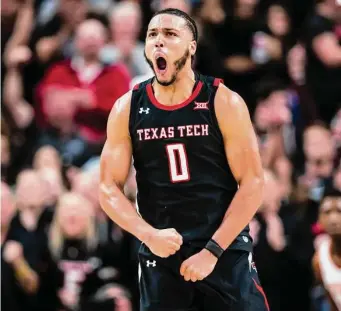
[136,124,209,141]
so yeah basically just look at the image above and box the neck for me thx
[82,56,99,66]
[153,68,196,105]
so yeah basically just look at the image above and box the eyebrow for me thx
[148,28,180,32]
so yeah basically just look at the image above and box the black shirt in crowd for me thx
[303,13,341,122]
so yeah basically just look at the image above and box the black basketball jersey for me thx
[129,73,252,252]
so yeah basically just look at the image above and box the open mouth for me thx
[156,57,167,72]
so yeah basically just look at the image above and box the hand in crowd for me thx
[146,228,183,258]
[106,286,132,311]
[4,45,31,68]
[59,289,78,309]
[264,212,287,252]
[3,240,24,264]
[14,101,34,129]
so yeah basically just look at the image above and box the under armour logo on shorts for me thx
[146,260,156,267]
[139,108,150,114]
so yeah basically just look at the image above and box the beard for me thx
[144,49,190,86]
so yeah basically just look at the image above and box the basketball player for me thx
[312,187,341,311]
[99,8,268,311]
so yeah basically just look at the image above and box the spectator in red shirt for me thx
[36,18,130,167]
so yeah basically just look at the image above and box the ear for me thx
[189,41,197,56]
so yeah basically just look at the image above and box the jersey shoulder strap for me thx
[129,78,153,136]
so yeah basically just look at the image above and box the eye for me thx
[166,31,177,37]
[148,32,157,37]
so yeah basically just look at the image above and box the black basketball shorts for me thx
[138,243,269,311]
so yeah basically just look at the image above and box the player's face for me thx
[144,14,196,86]
[319,196,341,237]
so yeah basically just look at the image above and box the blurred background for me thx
[1,0,341,310]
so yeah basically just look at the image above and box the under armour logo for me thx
[242,236,249,243]
[139,107,150,114]
[248,253,257,273]
[194,102,209,110]
[146,260,156,267]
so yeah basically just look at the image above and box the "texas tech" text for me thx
[137,124,209,141]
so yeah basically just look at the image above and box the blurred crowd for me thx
[1,0,341,310]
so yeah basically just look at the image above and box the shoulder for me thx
[214,84,253,139]
[109,91,133,120]
[214,84,250,121]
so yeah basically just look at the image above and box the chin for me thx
[155,73,176,86]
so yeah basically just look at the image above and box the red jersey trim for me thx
[213,78,224,86]
[146,81,203,111]
[133,83,140,90]
[252,278,270,311]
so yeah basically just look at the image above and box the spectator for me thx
[36,18,130,167]
[32,0,88,65]
[192,0,226,77]
[254,78,293,197]
[39,192,132,311]
[312,187,341,311]
[2,44,37,183]
[1,181,41,311]
[303,0,341,123]
[251,169,297,311]
[102,1,152,78]
[218,0,264,112]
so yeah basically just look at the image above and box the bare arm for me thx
[313,33,341,67]
[3,241,38,294]
[35,27,70,63]
[212,85,264,249]
[3,66,34,129]
[224,56,256,73]
[99,92,156,244]
[4,0,34,53]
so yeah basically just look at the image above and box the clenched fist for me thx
[146,228,183,258]
[180,249,218,282]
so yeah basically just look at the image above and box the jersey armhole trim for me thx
[133,83,140,91]
[213,78,224,87]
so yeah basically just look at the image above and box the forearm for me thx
[12,258,39,293]
[212,177,263,249]
[99,183,156,244]
[5,1,34,49]
[36,28,70,63]
[3,68,23,108]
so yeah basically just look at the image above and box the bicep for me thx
[216,87,262,183]
[100,139,132,189]
[100,94,132,189]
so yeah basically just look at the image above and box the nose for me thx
[155,34,164,48]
